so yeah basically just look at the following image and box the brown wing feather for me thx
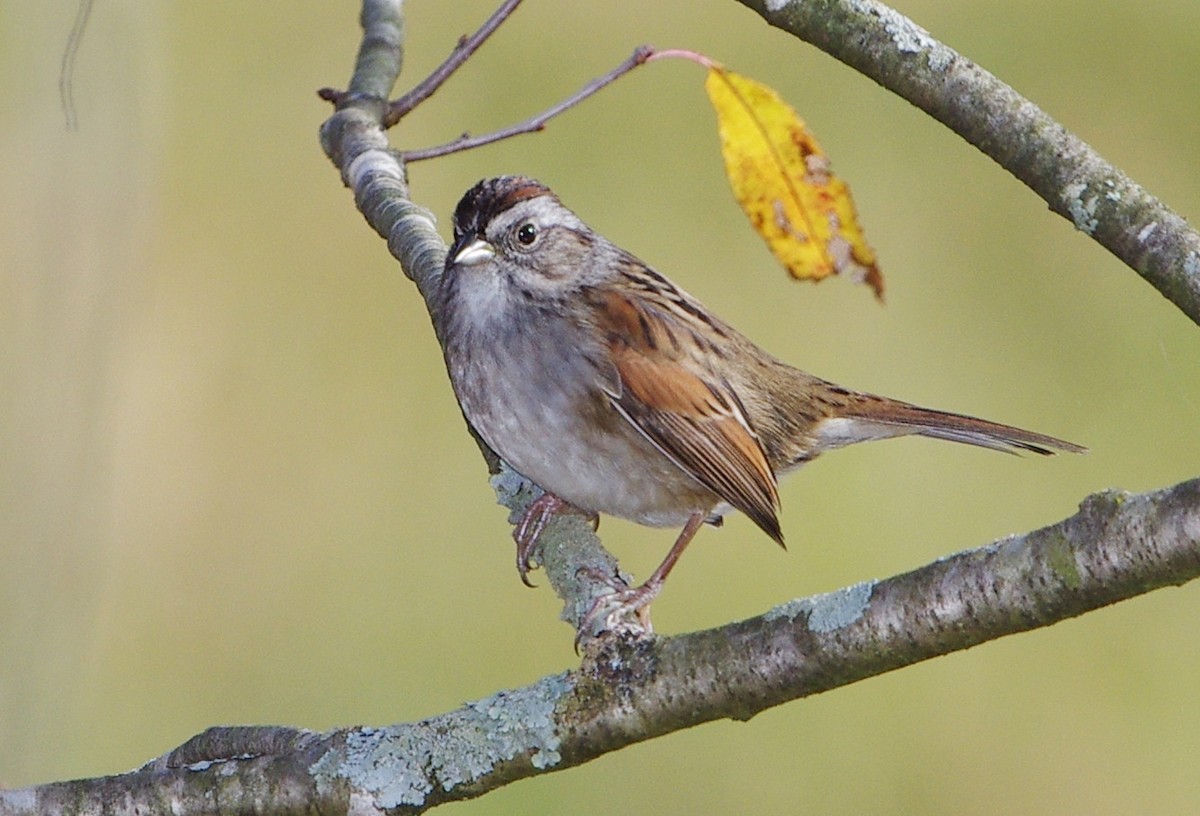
[592,290,783,543]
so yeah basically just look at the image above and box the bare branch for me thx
[735,0,1200,326]
[7,478,1198,814]
[400,45,654,163]
[386,0,524,125]
[316,0,626,624]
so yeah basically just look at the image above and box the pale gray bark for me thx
[6,478,1199,814]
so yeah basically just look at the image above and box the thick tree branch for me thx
[736,0,1200,327]
[7,478,1199,814]
[316,0,630,629]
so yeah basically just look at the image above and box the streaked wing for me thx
[590,288,783,544]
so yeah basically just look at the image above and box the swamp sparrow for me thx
[438,176,1083,632]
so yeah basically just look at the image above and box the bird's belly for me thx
[463,366,714,528]
[504,413,712,528]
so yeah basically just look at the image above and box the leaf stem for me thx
[645,47,719,69]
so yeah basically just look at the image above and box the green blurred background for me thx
[3,1,1198,812]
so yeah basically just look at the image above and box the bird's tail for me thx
[815,392,1086,456]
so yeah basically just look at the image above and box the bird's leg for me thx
[577,511,706,643]
[513,492,598,587]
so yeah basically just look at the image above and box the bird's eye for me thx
[516,222,538,246]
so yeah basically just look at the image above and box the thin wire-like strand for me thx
[59,0,95,131]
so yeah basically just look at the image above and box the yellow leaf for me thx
[705,66,883,300]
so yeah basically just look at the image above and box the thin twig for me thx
[400,45,655,163]
[59,0,95,131]
[386,0,524,125]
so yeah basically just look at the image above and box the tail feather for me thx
[815,395,1086,456]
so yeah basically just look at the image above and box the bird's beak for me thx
[450,237,496,267]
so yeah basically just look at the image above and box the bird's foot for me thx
[513,493,598,587]
[574,568,661,649]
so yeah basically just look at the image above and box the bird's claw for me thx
[573,566,660,650]
[512,493,564,587]
[512,493,598,588]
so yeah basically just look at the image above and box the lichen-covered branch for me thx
[7,478,1198,814]
[735,0,1200,327]
[316,0,629,629]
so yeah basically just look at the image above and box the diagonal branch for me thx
[386,0,523,124]
[317,0,627,627]
[7,478,1199,814]
[735,0,1200,327]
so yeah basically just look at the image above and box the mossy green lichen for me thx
[308,672,572,808]
[1043,533,1082,591]
[764,580,875,632]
